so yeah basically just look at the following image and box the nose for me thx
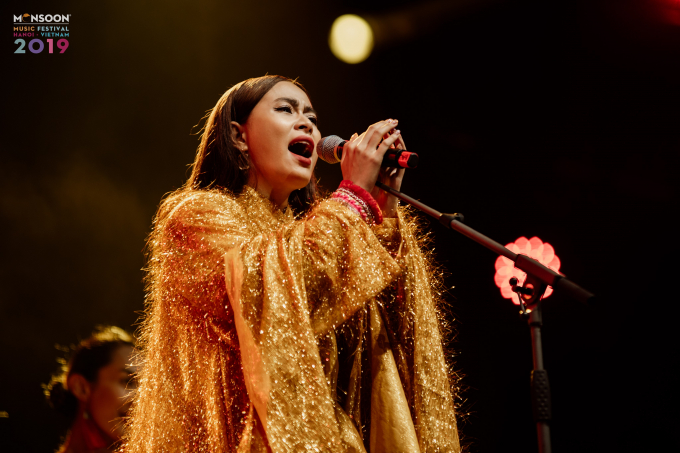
[296,115,315,134]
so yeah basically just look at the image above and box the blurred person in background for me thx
[44,326,137,453]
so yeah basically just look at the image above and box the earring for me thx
[238,148,250,171]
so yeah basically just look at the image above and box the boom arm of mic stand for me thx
[375,182,595,305]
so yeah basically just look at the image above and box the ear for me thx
[67,373,92,403]
[230,121,248,150]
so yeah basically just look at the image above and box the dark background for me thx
[2,0,679,451]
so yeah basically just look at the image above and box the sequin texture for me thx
[123,186,460,452]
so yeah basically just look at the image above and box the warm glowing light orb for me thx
[494,237,561,305]
[329,14,374,64]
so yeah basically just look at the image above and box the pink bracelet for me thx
[340,191,375,225]
[339,180,383,225]
[332,192,369,222]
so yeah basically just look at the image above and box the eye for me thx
[275,106,292,113]
[308,116,318,125]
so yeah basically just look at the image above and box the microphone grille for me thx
[317,135,344,164]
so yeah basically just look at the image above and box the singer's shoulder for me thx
[156,188,244,228]
[150,189,249,254]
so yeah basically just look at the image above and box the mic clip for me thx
[438,212,465,228]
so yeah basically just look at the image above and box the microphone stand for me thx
[376,181,595,453]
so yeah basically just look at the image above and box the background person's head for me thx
[187,75,319,213]
[44,326,136,446]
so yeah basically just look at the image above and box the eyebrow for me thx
[274,97,317,115]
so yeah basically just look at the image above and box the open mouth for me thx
[288,139,313,158]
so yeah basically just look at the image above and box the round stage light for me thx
[329,14,374,64]
[494,236,561,305]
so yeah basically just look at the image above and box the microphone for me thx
[317,135,419,169]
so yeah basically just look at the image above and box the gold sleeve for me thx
[225,196,403,452]
[145,189,400,452]
[387,209,461,452]
[341,209,461,452]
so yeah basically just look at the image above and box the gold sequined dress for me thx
[124,187,460,453]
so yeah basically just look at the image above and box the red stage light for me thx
[494,236,561,305]
[652,0,680,25]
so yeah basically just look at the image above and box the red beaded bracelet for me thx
[338,180,383,225]
[333,191,363,218]
[336,189,375,224]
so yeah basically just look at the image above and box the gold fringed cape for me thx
[124,187,460,453]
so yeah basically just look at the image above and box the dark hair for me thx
[186,75,318,215]
[44,326,134,424]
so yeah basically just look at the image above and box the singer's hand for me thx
[340,119,401,201]
[372,130,406,218]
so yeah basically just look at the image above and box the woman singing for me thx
[124,75,460,452]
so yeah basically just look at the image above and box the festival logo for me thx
[13,13,70,54]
